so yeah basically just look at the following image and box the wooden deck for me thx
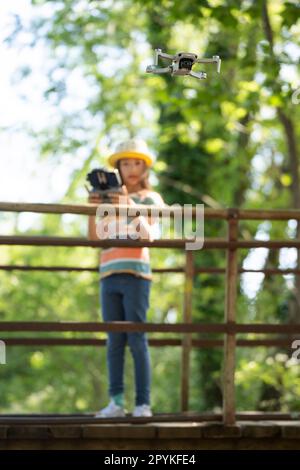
[0,414,300,450]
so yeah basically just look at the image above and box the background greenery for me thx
[0,0,299,414]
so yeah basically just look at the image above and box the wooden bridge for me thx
[0,413,300,450]
[0,201,300,449]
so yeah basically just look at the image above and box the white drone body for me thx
[146,49,221,80]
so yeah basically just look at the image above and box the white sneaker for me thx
[132,404,153,417]
[95,400,126,418]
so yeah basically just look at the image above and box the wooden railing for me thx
[1,202,300,424]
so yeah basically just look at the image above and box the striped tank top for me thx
[99,190,164,280]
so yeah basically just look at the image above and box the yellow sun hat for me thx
[107,138,155,168]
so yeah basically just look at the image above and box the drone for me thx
[146,49,221,80]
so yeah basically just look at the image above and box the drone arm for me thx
[195,56,221,73]
[158,52,175,61]
[146,65,173,74]
[212,56,221,73]
[154,49,175,62]
[154,48,161,65]
[189,70,207,80]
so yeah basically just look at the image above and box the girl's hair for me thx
[116,160,152,190]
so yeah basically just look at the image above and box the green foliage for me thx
[236,349,300,412]
[1,0,300,414]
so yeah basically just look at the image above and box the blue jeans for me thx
[100,273,152,406]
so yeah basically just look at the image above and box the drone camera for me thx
[179,57,194,70]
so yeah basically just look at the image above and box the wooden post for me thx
[223,210,239,425]
[181,250,194,412]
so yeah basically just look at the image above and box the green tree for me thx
[1,0,299,414]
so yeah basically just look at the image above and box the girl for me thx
[88,138,164,417]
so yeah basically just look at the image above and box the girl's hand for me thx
[109,185,136,206]
[88,192,103,204]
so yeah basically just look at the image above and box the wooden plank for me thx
[82,424,156,439]
[49,426,82,439]
[2,421,300,444]
[223,212,238,425]
[0,413,223,425]
[2,201,300,220]
[0,426,8,439]
[3,264,300,276]
[232,325,300,333]
[238,209,300,220]
[0,412,298,426]
[242,423,281,438]
[3,235,300,250]
[281,425,300,439]
[1,321,300,333]
[156,423,203,439]
[0,337,299,347]
[181,251,194,412]
[0,321,226,333]
[0,236,197,249]
[0,201,226,218]
[202,423,242,438]
[7,425,51,439]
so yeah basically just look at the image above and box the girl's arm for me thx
[130,192,165,241]
[90,189,165,242]
[87,193,102,241]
